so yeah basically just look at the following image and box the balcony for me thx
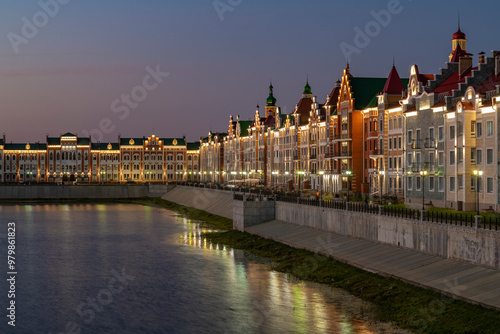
[424,138,436,149]
[407,139,422,150]
[333,150,352,158]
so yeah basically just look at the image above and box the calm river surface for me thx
[0,204,405,333]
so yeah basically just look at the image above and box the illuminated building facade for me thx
[0,133,200,183]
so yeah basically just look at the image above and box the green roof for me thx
[5,143,46,151]
[266,84,276,106]
[77,137,90,145]
[161,138,186,146]
[238,121,253,136]
[303,81,312,95]
[350,77,387,110]
[120,138,145,146]
[187,142,200,150]
[47,137,60,145]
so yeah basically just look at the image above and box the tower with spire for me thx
[265,82,278,119]
[449,18,467,62]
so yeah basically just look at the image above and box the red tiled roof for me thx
[405,106,417,113]
[461,101,475,110]
[477,73,500,94]
[263,115,275,126]
[326,84,340,106]
[419,74,434,85]
[450,44,468,63]
[295,97,313,115]
[431,101,446,108]
[432,67,476,94]
[382,66,405,94]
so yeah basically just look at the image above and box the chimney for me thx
[459,55,473,78]
[478,52,485,64]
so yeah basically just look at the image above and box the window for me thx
[407,130,413,144]
[487,121,493,137]
[458,175,463,189]
[449,151,455,165]
[487,149,493,164]
[476,122,482,137]
[394,137,397,149]
[407,176,413,190]
[450,177,455,192]
[458,121,463,137]
[438,177,444,191]
[471,175,476,191]
[429,176,435,191]
[487,178,494,193]
[389,158,392,169]
[450,126,455,140]
[458,149,463,164]
[398,136,402,149]
[477,149,482,165]
[438,152,444,166]
[438,126,444,141]
[429,153,435,171]
[407,153,412,166]
[471,121,476,137]
[471,148,476,164]
[416,176,421,190]
[389,139,392,150]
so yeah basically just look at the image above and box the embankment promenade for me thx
[162,186,500,310]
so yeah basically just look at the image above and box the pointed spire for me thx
[382,65,404,94]
[266,81,276,106]
[303,77,312,95]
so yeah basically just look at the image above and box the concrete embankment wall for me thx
[276,202,500,269]
[0,185,157,199]
[233,199,275,231]
[161,186,234,219]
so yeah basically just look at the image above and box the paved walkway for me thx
[246,220,500,310]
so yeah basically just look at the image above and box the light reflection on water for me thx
[0,204,405,334]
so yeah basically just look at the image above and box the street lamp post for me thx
[345,170,352,202]
[473,170,483,216]
[420,170,427,211]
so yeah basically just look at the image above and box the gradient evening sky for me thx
[0,0,499,142]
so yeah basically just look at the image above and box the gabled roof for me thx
[382,66,405,94]
[61,132,76,137]
[325,82,340,107]
[450,44,468,63]
[350,77,387,110]
[295,96,314,115]
[263,115,276,127]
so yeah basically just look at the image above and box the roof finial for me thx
[458,11,461,30]
[393,56,395,67]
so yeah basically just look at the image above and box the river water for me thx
[0,204,406,333]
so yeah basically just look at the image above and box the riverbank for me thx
[139,197,500,334]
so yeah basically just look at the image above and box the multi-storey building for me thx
[0,133,199,184]
[404,26,500,211]
[371,66,409,198]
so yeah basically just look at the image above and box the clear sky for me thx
[0,0,499,142]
